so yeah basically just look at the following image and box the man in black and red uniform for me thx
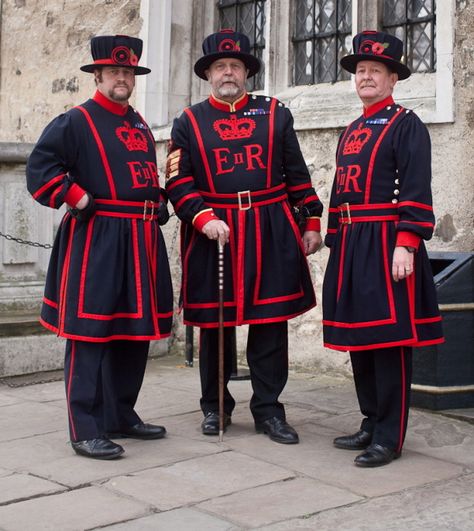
[26,35,173,459]
[323,31,444,466]
[166,30,323,444]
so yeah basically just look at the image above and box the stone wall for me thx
[0,0,142,143]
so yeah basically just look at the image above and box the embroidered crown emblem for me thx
[213,115,256,141]
[343,123,372,155]
[116,121,148,152]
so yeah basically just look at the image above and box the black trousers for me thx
[199,322,289,423]
[64,339,149,441]
[350,346,412,452]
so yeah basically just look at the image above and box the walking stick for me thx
[217,240,225,442]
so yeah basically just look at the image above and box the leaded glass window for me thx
[217,0,266,91]
[383,0,436,73]
[293,0,352,85]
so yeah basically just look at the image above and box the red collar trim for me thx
[93,90,129,116]
[363,96,394,118]
[209,92,249,112]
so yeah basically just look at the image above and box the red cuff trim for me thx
[396,231,421,250]
[305,218,321,232]
[64,183,87,207]
[193,209,217,232]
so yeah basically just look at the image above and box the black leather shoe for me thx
[354,443,401,467]
[255,417,299,444]
[333,430,372,450]
[201,412,231,435]
[108,422,166,440]
[71,438,124,460]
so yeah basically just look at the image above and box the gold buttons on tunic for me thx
[392,198,398,204]
[394,189,400,195]
[395,178,399,185]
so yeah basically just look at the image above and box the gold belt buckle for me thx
[237,190,252,210]
[340,202,351,224]
[143,200,155,221]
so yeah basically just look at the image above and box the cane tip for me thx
[219,430,224,442]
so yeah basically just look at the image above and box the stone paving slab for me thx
[0,472,66,504]
[0,380,64,404]
[197,476,362,528]
[0,486,150,531]
[260,473,474,531]
[0,401,65,442]
[101,508,236,530]
[227,425,468,498]
[102,451,294,511]
[28,435,224,488]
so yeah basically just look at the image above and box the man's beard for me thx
[108,85,132,102]
[216,81,242,98]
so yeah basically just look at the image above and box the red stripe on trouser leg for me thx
[65,340,78,441]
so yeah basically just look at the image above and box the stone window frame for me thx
[267,0,454,129]
[137,0,454,135]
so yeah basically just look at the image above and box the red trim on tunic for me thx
[406,271,418,340]
[32,173,65,200]
[396,231,421,249]
[49,186,63,208]
[77,105,117,199]
[236,210,246,323]
[382,223,397,321]
[209,93,249,112]
[363,95,394,118]
[183,304,317,328]
[398,200,433,211]
[66,341,77,441]
[175,192,202,211]
[43,297,58,309]
[182,229,196,307]
[193,210,217,232]
[166,176,194,192]
[287,183,312,192]
[64,183,86,207]
[305,218,321,232]
[58,219,76,335]
[77,218,143,320]
[40,318,171,341]
[415,316,442,324]
[266,98,277,188]
[365,107,404,203]
[93,90,128,116]
[184,108,215,192]
[337,225,347,302]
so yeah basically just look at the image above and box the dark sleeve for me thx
[26,112,86,209]
[324,132,344,248]
[281,107,323,231]
[392,111,435,242]
[165,113,217,231]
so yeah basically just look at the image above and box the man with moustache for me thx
[323,31,443,466]
[27,35,173,459]
[166,30,323,444]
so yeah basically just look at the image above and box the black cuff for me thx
[69,193,96,222]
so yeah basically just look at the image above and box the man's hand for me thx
[202,219,230,245]
[302,230,322,256]
[392,246,414,282]
[69,192,96,222]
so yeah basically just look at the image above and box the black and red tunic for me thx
[323,95,444,351]
[26,91,173,342]
[166,93,323,327]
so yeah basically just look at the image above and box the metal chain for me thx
[0,231,53,249]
